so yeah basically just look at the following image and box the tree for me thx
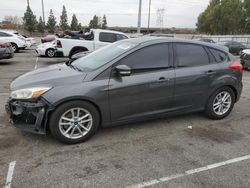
[23,4,37,34]
[2,16,22,29]
[70,14,78,30]
[37,16,45,33]
[197,0,245,34]
[102,15,107,29]
[60,5,68,31]
[89,15,101,28]
[77,23,82,31]
[47,9,57,33]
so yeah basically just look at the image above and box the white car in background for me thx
[0,30,27,52]
[36,40,57,57]
[56,29,129,58]
[14,32,36,47]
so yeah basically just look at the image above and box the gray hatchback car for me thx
[6,38,243,144]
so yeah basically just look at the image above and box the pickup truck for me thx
[56,29,129,58]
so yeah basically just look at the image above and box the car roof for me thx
[124,37,228,52]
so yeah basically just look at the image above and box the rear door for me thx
[173,43,221,110]
[108,43,175,121]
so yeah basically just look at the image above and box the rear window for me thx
[99,32,116,43]
[209,48,227,63]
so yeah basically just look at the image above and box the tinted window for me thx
[0,32,11,37]
[116,34,128,41]
[175,44,209,67]
[119,44,169,69]
[99,32,116,43]
[209,48,227,63]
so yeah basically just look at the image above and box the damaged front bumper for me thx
[5,98,53,135]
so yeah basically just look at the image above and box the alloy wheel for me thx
[59,107,93,139]
[47,50,55,57]
[213,91,232,116]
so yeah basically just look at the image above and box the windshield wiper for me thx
[65,60,83,72]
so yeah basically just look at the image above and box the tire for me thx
[205,87,235,120]
[45,48,55,58]
[238,49,243,56]
[49,101,100,144]
[11,43,18,53]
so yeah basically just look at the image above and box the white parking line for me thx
[127,154,250,188]
[34,57,39,70]
[5,161,16,188]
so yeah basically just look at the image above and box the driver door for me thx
[108,43,175,122]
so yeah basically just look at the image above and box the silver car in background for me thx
[0,39,14,60]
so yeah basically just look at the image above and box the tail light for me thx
[56,40,62,48]
[229,60,243,73]
[0,43,7,48]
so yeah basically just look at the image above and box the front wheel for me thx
[205,87,235,120]
[49,101,100,144]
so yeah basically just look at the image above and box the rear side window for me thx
[119,44,169,70]
[116,34,128,41]
[209,48,227,63]
[99,32,116,43]
[175,44,209,67]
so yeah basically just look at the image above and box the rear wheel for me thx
[11,43,18,53]
[46,48,55,57]
[49,101,100,144]
[205,87,235,120]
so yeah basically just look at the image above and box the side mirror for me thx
[115,65,131,77]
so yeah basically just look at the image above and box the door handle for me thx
[157,77,169,82]
[205,70,216,75]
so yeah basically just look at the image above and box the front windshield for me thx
[72,41,137,71]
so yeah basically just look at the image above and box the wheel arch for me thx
[69,46,89,58]
[45,97,103,132]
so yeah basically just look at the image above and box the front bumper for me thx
[5,98,52,135]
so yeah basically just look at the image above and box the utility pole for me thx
[41,0,45,23]
[147,0,151,33]
[137,0,142,33]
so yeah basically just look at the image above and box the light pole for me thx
[137,0,142,33]
[147,0,151,33]
[41,0,45,23]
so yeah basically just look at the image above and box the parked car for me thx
[5,38,243,144]
[16,33,36,46]
[36,40,57,57]
[41,35,57,43]
[0,39,14,59]
[240,49,250,69]
[0,30,27,52]
[56,29,129,58]
[199,38,216,43]
[218,41,246,55]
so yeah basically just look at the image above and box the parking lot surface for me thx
[0,46,250,188]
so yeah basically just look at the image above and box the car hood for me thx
[10,63,87,91]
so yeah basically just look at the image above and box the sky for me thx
[0,0,210,28]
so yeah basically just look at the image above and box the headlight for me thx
[11,87,51,99]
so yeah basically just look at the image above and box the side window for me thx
[0,32,10,37]
[175,44,209,67]
[116,34,128,41]
[209,48,227,63]
[99,32,116,43]
[118,44,169,70]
